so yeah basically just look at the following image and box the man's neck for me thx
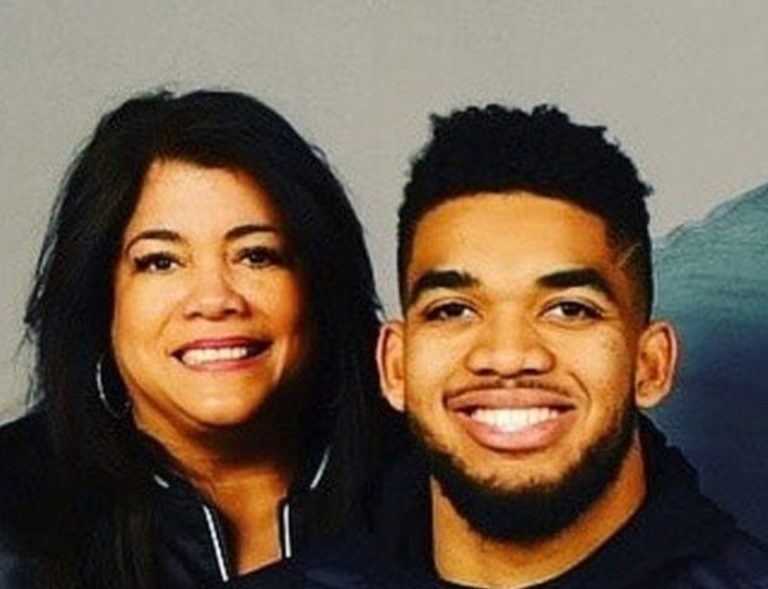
[432,439,648,588]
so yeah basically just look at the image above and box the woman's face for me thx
[111,159,307,442]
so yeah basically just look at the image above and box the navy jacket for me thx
[231,419,768,588]
[0,411,329,588]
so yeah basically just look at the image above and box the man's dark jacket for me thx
[232,419,768,588]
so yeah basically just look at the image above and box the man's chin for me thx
[410,403,637,544]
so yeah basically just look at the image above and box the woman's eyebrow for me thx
[225,223,279,241]
[123,229,182,254]
[124,223,280,254]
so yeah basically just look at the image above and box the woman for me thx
[0,90,383,588]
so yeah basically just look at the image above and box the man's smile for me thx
[444,386,577,452]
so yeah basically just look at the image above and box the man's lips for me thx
[172,337,271,368]
[445,386,577,451]
[446,387,575,411]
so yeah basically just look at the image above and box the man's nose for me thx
[182,264,249,320]
[464,311,555,377]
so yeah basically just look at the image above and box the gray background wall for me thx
[1,0,767,421]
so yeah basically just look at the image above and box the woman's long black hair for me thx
[23,89,385,588]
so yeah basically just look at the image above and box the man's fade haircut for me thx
[397,104,654,319]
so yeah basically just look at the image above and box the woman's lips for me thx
[172,338,271,371]
[447,387,576,452]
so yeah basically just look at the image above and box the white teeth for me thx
[180,346,249,366]
[469,407,559,433]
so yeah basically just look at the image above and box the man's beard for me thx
[410,397,637,544]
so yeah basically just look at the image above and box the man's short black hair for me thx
[398,104,654,319]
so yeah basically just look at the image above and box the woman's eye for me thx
[424,302,475,322]
[237,246,284,268]
[544,301,602,321]
[133,253,180,274]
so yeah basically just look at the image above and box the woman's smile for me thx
[173,336,273,370]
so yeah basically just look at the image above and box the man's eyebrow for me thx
[407,269,479,308]
[537,268,615,301]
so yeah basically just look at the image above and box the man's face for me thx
[378,192,675,539]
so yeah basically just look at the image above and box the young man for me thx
[373,104,768,588]
[229,105,768,589]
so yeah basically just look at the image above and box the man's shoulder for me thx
[642,528,768,589]
[637,420,768,587]
[689,528,768,588]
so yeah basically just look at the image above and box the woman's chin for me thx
[134,394,271,441]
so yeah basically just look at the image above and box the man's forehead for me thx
[410,195,616,261]
[414,191,611,243]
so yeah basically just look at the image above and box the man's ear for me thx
[634,320,679,409]
[376,320,406,413]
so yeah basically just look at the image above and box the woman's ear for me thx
[376,320,406,412]
[634,320,679,409]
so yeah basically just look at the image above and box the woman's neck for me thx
[141,415,299,574]
[201,460,292,573]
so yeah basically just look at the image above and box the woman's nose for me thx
[181,265,249,320]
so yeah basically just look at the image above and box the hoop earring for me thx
[95,353,131,419]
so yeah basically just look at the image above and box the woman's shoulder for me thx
[0,411,51,501]
[0,412,49,587]
[0,409,49,454]
[0,410,47,441]
[228,531,434,589]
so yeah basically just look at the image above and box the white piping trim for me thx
[202,504,230,582]
[277,445,331,560]
[309,445,331,490]
[281,501,293,558]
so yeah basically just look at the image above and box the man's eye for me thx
[544,301,602,321]
[424,302,475,322]
[133,253,180,273]
[237,246,285,268]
